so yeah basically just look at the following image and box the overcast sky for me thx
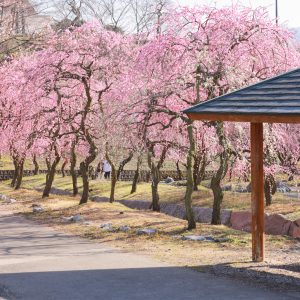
[176,0,300,28]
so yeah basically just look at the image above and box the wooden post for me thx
[250,123,264,262]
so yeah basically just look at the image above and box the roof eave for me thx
[186,112,300,123]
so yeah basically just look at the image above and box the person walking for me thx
[103,160,112,179]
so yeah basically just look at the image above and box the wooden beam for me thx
[186,112,300,124]
[250,123,265,262]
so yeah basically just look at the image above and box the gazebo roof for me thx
[184,68,300,123]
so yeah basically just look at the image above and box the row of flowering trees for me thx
[0,5,299,228]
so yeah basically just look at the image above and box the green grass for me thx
[2,172,299,219]
[0,155,49,170]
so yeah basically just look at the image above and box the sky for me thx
[176,0,300,28]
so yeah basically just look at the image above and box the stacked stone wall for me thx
[0,169,214,181]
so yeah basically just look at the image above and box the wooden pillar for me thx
[250,123,264,262]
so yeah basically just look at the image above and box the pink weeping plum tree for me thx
[0,4,299,229]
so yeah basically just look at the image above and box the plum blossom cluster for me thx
[0,5,299,228]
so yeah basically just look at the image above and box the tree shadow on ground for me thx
[0,266,295,300]
[198,261,300,294]
[269,263,300,273]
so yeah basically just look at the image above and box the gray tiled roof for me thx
[183,68,300,116]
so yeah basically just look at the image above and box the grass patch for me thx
[2,173,298,218]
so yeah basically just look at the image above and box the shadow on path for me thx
[1,267,299,300]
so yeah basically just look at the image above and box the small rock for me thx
[171,180,187,187]
[182,235,206,241]
[221,184,232,191]
[137,228,157,235]
[62,216,74,222]
[33,206,44,213]
[276,181,291,193]
[99,223,114,231]
[164,177,174,184]
[5,198,17,204]
[265,214,292,235]
[0,195,8,202]
[288,223,300,238]
[100,223,112,228]
[203,236,215,242]
[235,185,248,193]
[182,235,218,242]
[72,214,81,222]
[171,235,182,239]
[119,225,130,232]
[31,203,41,208]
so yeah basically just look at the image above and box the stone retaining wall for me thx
[12,184,300,239]
[91,197,232,225]
[91,196,300,238]
[0,169,214,182]
[230,211,300,238]
[0,170,39,181]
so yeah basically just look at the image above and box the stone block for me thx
[289,223,300,238]
[294,218,300,227]
[230,211,252,232]
[137,228,157,235]
[265,214,292,235]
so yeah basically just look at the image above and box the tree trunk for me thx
[147,147,166,212]
[61,159,67,177]
[184,121,196,230]
[11,157,19,187]
[175,160,183,180]
[104,152,117,203]
[211,175,223,224]
[146,171,151,182]
[150,166,160,211]
[264,174,276,206]
[193,145,207,191]
[117,152,133,180]
[131,155,142,194]
[197,153,207,186]
[110,163,117,203]
[193,155,200,191]
[79,141,97,205]
[70,143,78,196]
[88,165,94,179]
[79,161,89,205]
[183,64,200,228]
[45,158,51,174]
[15,159,24,190]
[33,155,39,175]
[193,156,200,191]
[43,151,60,198]
[147,145,169,212]
[211,121,229,225]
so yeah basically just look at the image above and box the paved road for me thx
[0,212,299,300]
